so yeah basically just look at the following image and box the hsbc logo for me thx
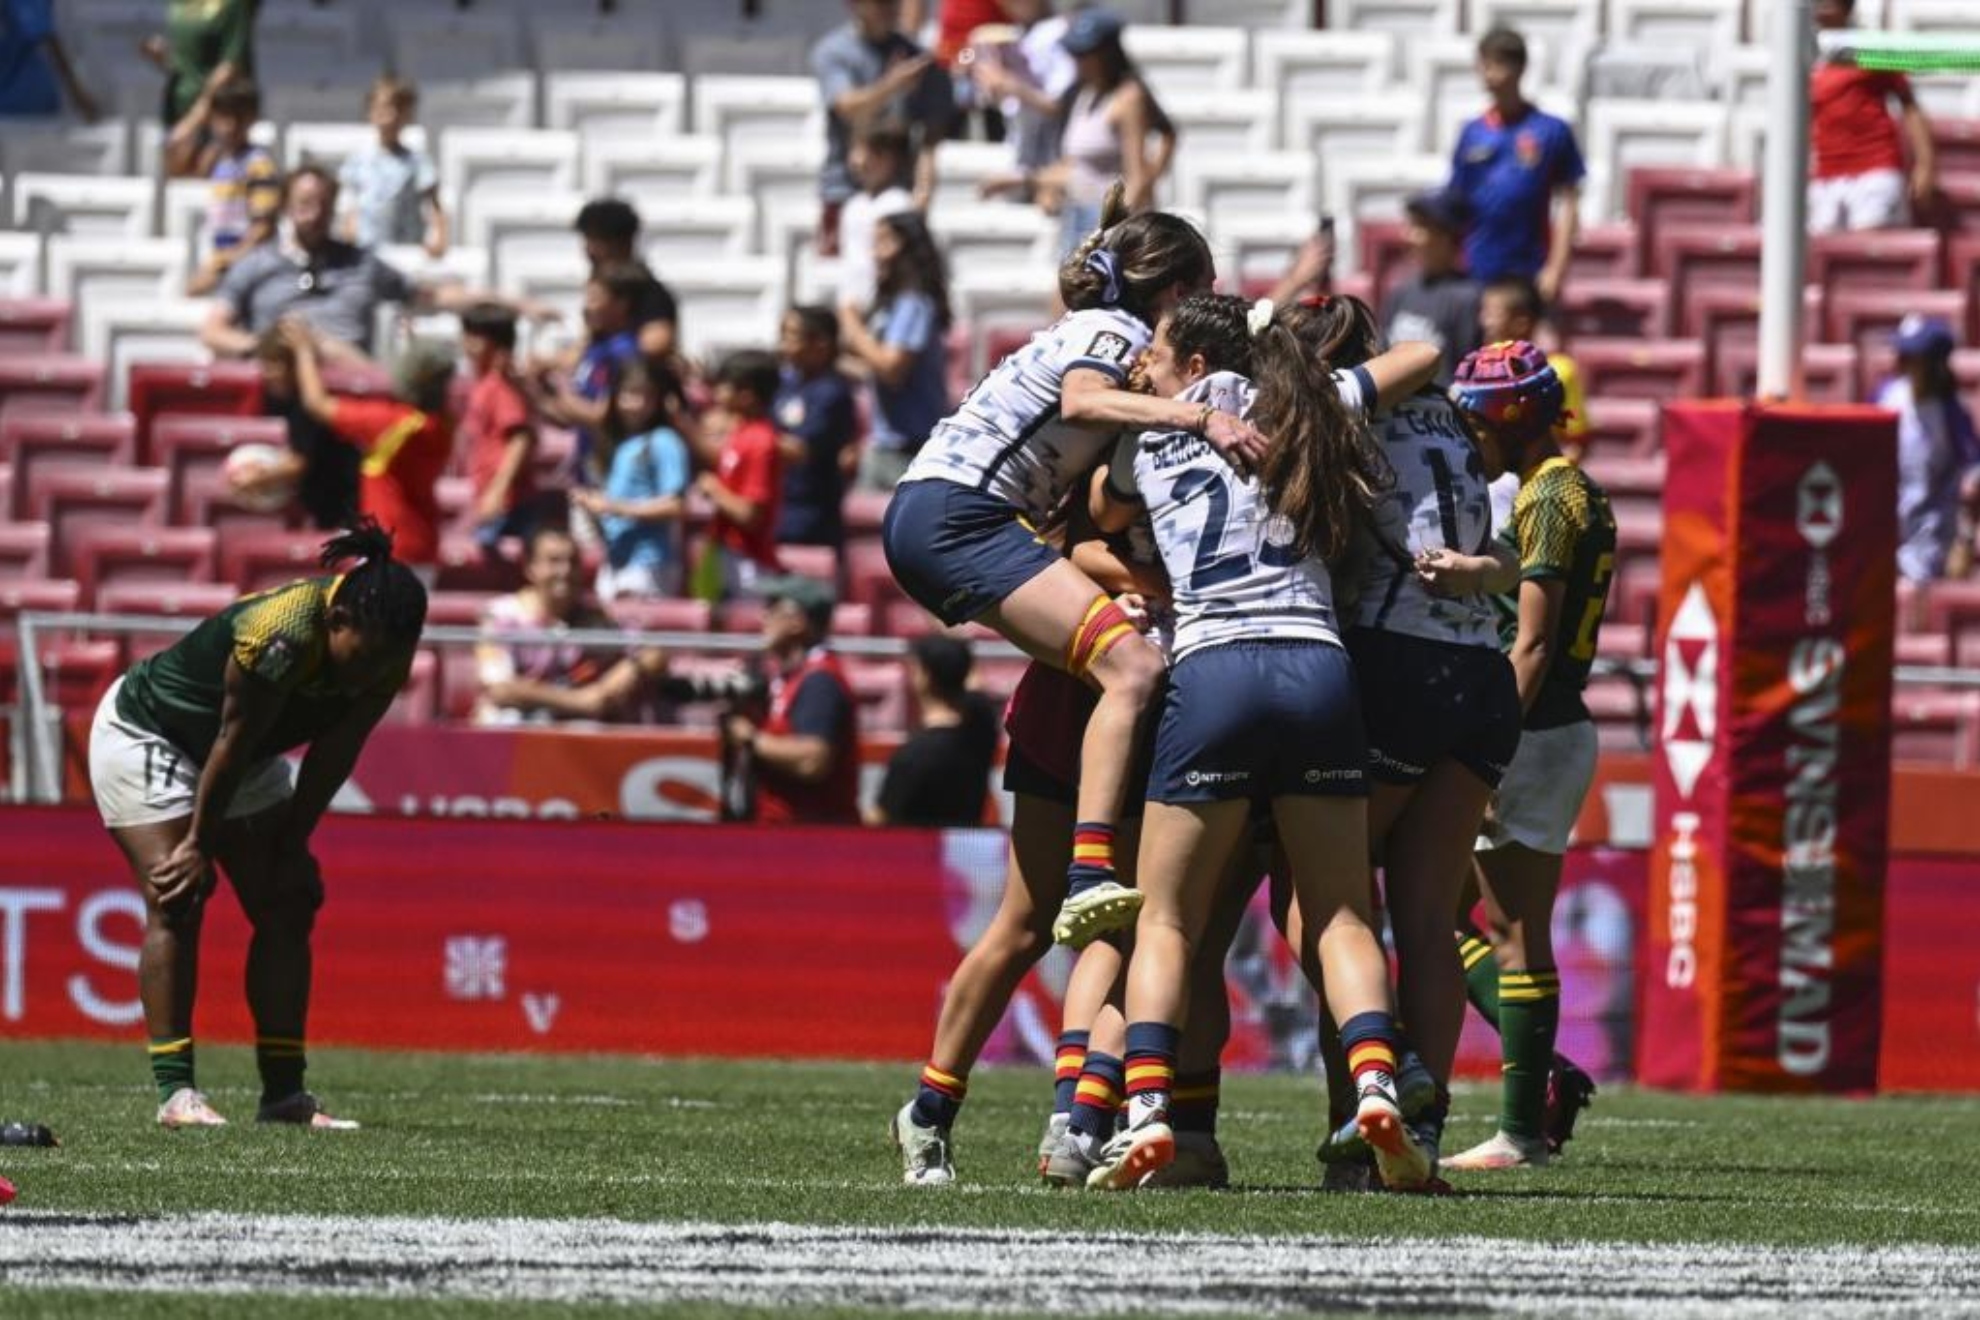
[1797,462,1843,551]
[1661,582,1718,801]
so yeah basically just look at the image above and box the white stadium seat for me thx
[0,121,130,177]
[159,179,212,268]
[1584,101,1730,215]
[456,191,588,287]
[639,197,758,267]
[417,73,539,131]
[1405,36,1556,115]
[376,245,495,294]
[1161,89,1277,159]
[1325,0,1462,40]
[1121,26,1250,93]
[12,175,154,238]
[1209,0,1316,28]
[582,138,725,206]
[82,298,209,410]
[1713,46,1772,106]
[725,139,827,257]
[1253,33,1399,125]
[692,76,822,163]
[0,233,43,297]
[787,245,845,307]
[680,33,810,78]
[389,8,524,82]
[257,4,362,63]
[927,202,1056,272]
[1285,96,1428,180]
[951,264,1062,373]
[1320,155,1450,273]
[284,124,431,175]
[666,257,788,364]
[1209,211,1323,289]
[928,141,1022,215]
[1176,153,1319,235]
[257,59,376,126]
[533,16,668,73]
[440,128,582,225]
[1725,102,1770,173]
[45,236,186,313]
[1606,0,1741,50]
[543,73,689,149]
[497,251,591,329]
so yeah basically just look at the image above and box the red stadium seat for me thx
[1945,231,1980,342]
[383,650,439,727]
[1929,120,1980,179]
[779,542,840,588]
[0,578,82,627]
[1585,674,1649,753]
[37,638,120,714]
[0,298,72,356]
[68,526,218,606]
[1567,222,1638,282]
[423,590,502,628]
[1825,288,1970,372]
[1573,339,1708,403]
[434,537,524,594]
[1892,689,1980,768]
[0,522,52,582]
[3,412,138,519]
[1933,171,1980,233]
[0,355,104,418]
[1579,396,1661,456]
[611,597,715,633]
[126,361,259,459]
[843,490,890,537]
[1681,285,1824,394]
[1897,577,1925,631]
[1581,453,1664,520]
[1896,632,1951,668]
[1715,342,1860,403]
[177,467,293,537]
[1612,550,1664,631]
[38,469,170,576]
[844,657,909,734]
[981,325,1034,377]
[218,528,331,594]
[95,581,238,618]
[1553,278,1672,341]
[844,538,898,610]
[718,598,765,634]
[152,413,286,520]
[1597,620,1650,660]
[1923,580,1980,665]
[1808,230,1942,308]
[1354,218,1414,308]
[830,602,873,636]
[1649,223,1762,329]
[1624,167,1756,274]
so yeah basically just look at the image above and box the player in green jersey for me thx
[86,520,427,1130]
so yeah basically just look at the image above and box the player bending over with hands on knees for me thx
[87,520,427,1130]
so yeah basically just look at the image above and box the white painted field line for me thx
[3,1213,1978,1317]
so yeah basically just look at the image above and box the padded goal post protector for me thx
[1642,402,1896,1094]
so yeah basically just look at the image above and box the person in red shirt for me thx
[1809,0,1936,233]
[718,574,860,826]
[282,318,451,584]
[458,303,549,559]
[693,350,787,603]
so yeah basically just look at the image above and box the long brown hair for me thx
[1057,181,1213,325]
[1254,300,1392,565]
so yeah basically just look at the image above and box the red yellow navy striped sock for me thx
[1052,1030,1091,1115]
[1123,1021,1180,1126]
[1067,822,1117,897]
[1170,1069,1221,1135]
[1338,1011,1400,1088]
[1068,1052,1125,1137]
[910,1063,968,1129]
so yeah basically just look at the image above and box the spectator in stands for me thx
[1809,0,1936,233]
[716,575,861,826]
[475,525,656,726]
[838,122,917,310]
[969,0,1075,182]
[692,351,787,602]
[1874,315,1980,582]
[201,166,515,364]
[235,325,359,531]
[574,362,691,602]
[1045,7,1176,257]
[1382,190,1483,388]
[148,0,256,178]
[280,318,452,585]
[868,635,999,827]
[184,77,278,297]
[525,261,646,486]
[1478,274,1589,457]
[572,199,680,370]
[1448,26,1585,303]
[337,75,447,258]
[811,0,954,255]
[459,303,551,559]
[0,0,99,120]
[841,212,952,492]
[775,305,860,552]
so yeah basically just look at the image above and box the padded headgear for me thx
[1449,339,1565,444]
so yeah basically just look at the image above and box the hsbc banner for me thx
[1644,403,1896,1093]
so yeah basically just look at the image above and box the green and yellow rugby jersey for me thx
[115,577,403,763]
[1494,456,1617,731]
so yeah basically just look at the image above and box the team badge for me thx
[1086,331,1134,366]
[778,397,806,428]
[255,636,300,683]
[1516,130,1542,169]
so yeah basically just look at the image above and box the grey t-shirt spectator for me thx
[811,24,954,204]
[869,291,950,456]
[1382,272,1483,387]
[216,239,414,355]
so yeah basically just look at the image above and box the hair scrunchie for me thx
[1246,298,1275,339]
[1084,247,1123,306]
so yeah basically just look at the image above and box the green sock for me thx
[1457,925,1502,1026]
[256,1037,307,1106]
[1497,967,1561,1141]
[148,1036,195,1104]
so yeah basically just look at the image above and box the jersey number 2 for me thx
[1173,469,1296,590]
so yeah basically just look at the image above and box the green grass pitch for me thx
[3,1039,1978,1317]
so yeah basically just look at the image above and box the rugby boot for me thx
[1543,1056,1597,1156]
[1356,1075,1432,1191]
[891,1101,955,1186]
[1035,1111,1070,1178]
[1142,1130,1229,1189]
[1085,1119,1176,1191]
[1051,880,1143,949]
[1442,1129,1550,1171]
[156,1088,227,1130]
[257,1091,359,1130]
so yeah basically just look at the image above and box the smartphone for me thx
[1316,212,1336,237]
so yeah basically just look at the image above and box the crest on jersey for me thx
[1086,331,1134,366]
[1516,130,1542,169]
[254,636,301,684]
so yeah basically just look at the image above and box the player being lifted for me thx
[1421,340,1614,1170]
[1086,292,1440,1192]
[86,521,427,1130]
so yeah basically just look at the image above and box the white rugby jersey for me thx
[1353,388,1502,648]
[901,307,1152,521]
[1113,368,1372,664]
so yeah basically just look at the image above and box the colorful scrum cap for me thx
[1449,338,1566,443]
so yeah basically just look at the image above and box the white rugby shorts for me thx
[88,678,293,829]
[1476,719,1598,856]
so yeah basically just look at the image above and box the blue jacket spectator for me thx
[775,306,861,549]
[840,211,952,493]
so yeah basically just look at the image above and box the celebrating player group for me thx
[888,181,1616,1193]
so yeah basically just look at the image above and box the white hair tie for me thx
[1246,298,1275,339]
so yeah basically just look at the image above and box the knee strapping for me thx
[1065,597,1136,680]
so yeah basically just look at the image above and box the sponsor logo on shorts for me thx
[1368,750,1426,778]
[940,589,973,617]
[1184,769,1250,787]
[1086,332,1134,366]
[1305,768,1362,784]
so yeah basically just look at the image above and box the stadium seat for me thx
[666,257,789,362]
[1161,89,1278,159]
[928,202,1056,272]
[1890,0,1980,34]
[81,299,211,411]
[1120,26,1250,93]
[1895,632,1951,669]
[1176,152,1318,233]
[778,543,841,589]
[1321,156,1450,267]
[418,591,497,630]
[844,658,910,734]
[1942,230,1980,342]
[926,141,1023,215]
[0,355,103,417]
[1682,285,1823,392]
[1716,342,1861,402]
[0,577,81,633]
[388,7,524,82]
[843,491,890,539]
[1469,0,1599,86]
[1568,223,1640,282]
[844,538,899,611]
[0,233,41,298]
[691,76,821,163]
[1892,690,1980,769]
[1609,0,1743,50]
[724,139,826,257]
[1324,0,1462,38]
[1922,579,1980,657]
[1581,452,1665,521]
[1809,230,1943,310]
[1574,339,1709,402]
[1651,222,1763,328]
[457,191,589,288]
[543,71,689,148]
[2,412,136,519]
[434,536,524,594]
[1553,279,1673,341]
[419,72,540,130]
[381,649,441,727]
[1582,102,1729,218]
[219,529,335,595]
[680,32,809,77]
[11,173,154,237]
[37,469,171,575]
[0,119,129,178]
[1217,212,1325,294]
[257,2,362,63]
[639,197,759,266]
[1251,31,1397,109]
[257,62,376,126]
[1825,288,1970,369]
[609,598,715,634]
[0,522,52,583]
[1285,94,1425,175]
[1623,167,1757,274]
[581,136,724,205]
[534,19,669,73]
[44,237,187,322]
[127,362,260,460]
[1203,0,1313,28]
[440,129,584,228]
[68,526,218,606]
[1928,118,1980,177]
[951,266,1061,374]
[1579,396,1662,456]
[1713,44,1772,105]
[284,123,432,175]
[0,298,68,355]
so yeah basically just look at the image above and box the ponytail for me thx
[1254,309,1392,566]
[322,517,428,644]
[1057,181,1212,324]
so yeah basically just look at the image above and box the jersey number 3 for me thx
[1172,469,1297,590]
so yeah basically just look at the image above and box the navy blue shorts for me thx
[1148,641,1368,804]
[1347,627,1521,789]
[882,480,1061,626]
